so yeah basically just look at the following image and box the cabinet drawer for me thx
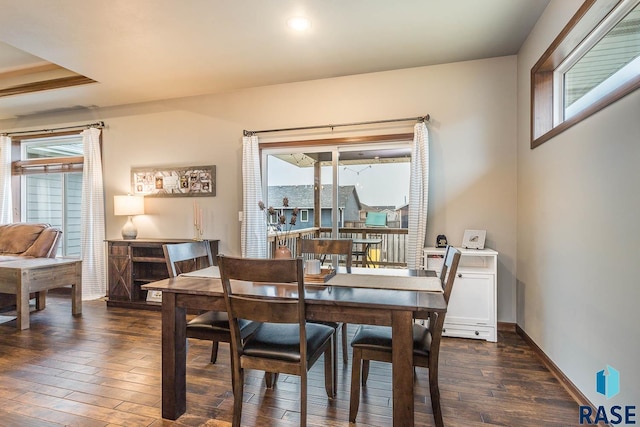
[443,323,496,342]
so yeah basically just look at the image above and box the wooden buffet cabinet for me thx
[106,238,219,309]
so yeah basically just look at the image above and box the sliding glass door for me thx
[263,148,335,249]
[262,141,411,267]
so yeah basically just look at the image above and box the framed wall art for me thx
[461,229,486,250]
[131,165,216,197]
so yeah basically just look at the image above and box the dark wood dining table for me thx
[142,266,444,427]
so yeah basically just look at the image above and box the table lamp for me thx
[114,194,145,239]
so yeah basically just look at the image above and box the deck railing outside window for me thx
[268,227,409,268]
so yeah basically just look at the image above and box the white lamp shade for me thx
[114,195,145,216]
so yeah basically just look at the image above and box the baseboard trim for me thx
[516,324,594,408]
[497,321,515,332]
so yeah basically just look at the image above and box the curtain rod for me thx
[2,121,105,137]
[243,114,429,137]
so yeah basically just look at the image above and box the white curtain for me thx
[80,128,106,300]
[241,134,267,258]
[0,136,12,224]
[407,122,429,269]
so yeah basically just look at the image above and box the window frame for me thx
[10,130,94,256]
[11,131,85,176]
[531,0,640,148]
[260,133,413,236]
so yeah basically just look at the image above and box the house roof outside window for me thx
[267,185,360,210]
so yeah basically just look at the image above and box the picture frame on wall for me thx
[131,165,216,197]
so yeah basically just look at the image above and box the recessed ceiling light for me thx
[287,16,311,31]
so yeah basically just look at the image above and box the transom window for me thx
[532,0,640,148]
[559,1,640,121]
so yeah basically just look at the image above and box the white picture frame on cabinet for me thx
[146,290,163,302]
[462,229,486,249]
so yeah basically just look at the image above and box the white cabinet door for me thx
[423,247,498,342]
[446,273,494,326]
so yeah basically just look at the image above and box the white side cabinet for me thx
[423,247,498,342]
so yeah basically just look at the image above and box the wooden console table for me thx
[106,238,219,310]
[0,258,82,330]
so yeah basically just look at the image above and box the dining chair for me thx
[297,238,352,364]
[218,254,335,427]
[164,240,213,277]
[163,241,257,364]
[348,245,461,427]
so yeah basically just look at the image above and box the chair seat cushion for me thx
[187,311,258,338]
[351,324,432,358]
[187,311,230,331]
[309,320,340,329]
[243,323,334,363]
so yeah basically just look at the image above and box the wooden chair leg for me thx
[362,359,370,385]
[341,323,348,364]
[301,372,308,427]
[232,366,244,427]
[349,348,362,422]
[265,372,274,388]
[324,343,335,398]
[265,372,279,388]
[229,351,236,392]
[209,341,219,364]
[332,335,338,396]
[429,365,444,427]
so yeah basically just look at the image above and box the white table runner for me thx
[327,273,443,292]
[180,266,442,292]
[180,266,220,278]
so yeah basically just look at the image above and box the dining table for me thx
[142,265,445,427]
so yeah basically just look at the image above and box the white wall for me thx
[0,56,518,322]
[517,0,640,407]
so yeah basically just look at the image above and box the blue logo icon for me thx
[596,365,620,399]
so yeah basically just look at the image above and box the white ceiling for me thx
[0,0,550,121]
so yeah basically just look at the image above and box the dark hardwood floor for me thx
[0,290,580,426]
